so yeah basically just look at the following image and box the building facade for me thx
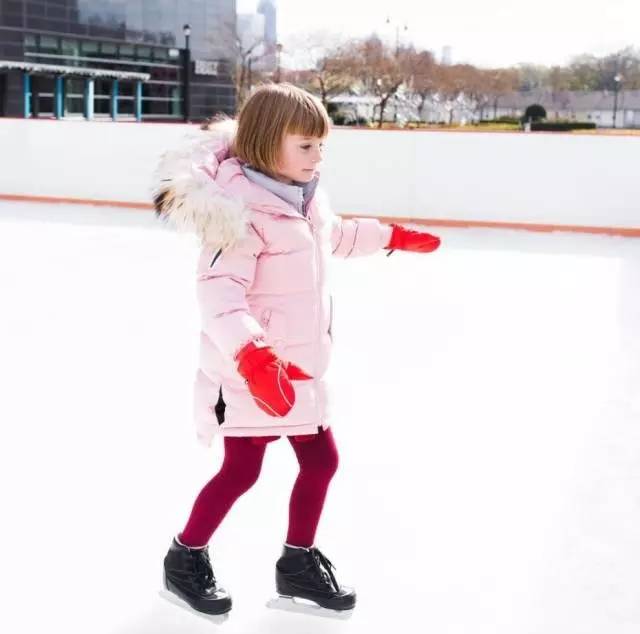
[485,90,640,129]
[255,0,276,72]
[0,0,237,121]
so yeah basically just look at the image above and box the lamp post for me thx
[612,73,623,129]
[275,42,283,83]
[385,16,408,57]
[182,23,192,122]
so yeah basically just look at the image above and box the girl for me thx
[152,83,440,619]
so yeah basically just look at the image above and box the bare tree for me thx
[431,64,476,124]
[345,35,410,128]
[403,49,438,119]
[515,63,551,91]
[564,54,602,91]
[599,48,640,90]
[484,68,520,118]
[273,35,640,129]
[451,65,487,121]
[281,31,356,108]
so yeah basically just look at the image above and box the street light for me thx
[183,23,192,122]
[613,73,623,129]
[385,16,408,57]
[275,42,283,83]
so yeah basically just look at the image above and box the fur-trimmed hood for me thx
[151,118,250,250]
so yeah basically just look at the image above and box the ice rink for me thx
[1,200,639,634]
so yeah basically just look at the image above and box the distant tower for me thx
[257,0,277,71]
[441,46,452,66]
[237,13,266,53]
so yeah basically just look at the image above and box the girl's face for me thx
[275,134,325,184]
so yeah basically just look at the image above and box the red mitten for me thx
[236,342,313,417]
[386,224,441,254]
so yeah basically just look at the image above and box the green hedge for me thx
[531,121,597,131]
[477,117,521,125]
[330,113,370,126]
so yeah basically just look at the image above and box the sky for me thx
[237,0,639,68]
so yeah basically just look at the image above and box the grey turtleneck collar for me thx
[241,164,319,217]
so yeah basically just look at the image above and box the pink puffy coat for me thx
[152,120,392,446]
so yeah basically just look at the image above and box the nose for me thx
[312,146,323,163]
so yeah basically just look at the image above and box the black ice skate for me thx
[267,544,356,619]
[159,536,232,623]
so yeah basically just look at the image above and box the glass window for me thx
[47,4,67,20]
[81,41,99,57]
[94,80,111,96]
[153,47,168,61]
[26,3,46,17]
[94,96,111,115]
[40,36,60,53]
[2,13,23,28]
[66,79,85,95]
[65,97,85,116]
[143,83,168,99]
[4,0,22,17]
[101,43,117,56]
[118,98,135,116]
[37,95,54,116]
[61,39,80,59]
[24,34,37,51]
[137,46,151,60]
[142,98,182,117]
[119,44,134,60]
[119,81,134,97]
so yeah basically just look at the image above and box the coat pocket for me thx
[260,308,287,350]
[328,295,334,341]
[259,308,272,330]
[194,370,226,428]
[213,386,226,425]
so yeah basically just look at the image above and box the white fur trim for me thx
[151,119,249,251]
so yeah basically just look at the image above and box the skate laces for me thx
[189,548,215,588]
[310,548,339,593]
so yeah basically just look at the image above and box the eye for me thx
[301,144,311,150]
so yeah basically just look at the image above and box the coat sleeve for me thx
[197,224,266,360]
[330,213,393,258]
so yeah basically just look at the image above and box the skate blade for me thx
[266,595,354,620]
[159,589,230,625]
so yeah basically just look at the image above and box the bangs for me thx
[285,93,330,138]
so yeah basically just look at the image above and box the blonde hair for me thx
[233,83,330,178]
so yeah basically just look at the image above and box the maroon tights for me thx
[179,427,339,548]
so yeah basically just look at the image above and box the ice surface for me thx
[0,200,638,634]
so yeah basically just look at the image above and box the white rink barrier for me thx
[0,118,639,234]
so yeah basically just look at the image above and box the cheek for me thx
[284,151,303,171]
[279,148,296,170]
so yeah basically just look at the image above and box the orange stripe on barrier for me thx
[342,214,640,238]
[0,193,153,210]
[2,192,639,238]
